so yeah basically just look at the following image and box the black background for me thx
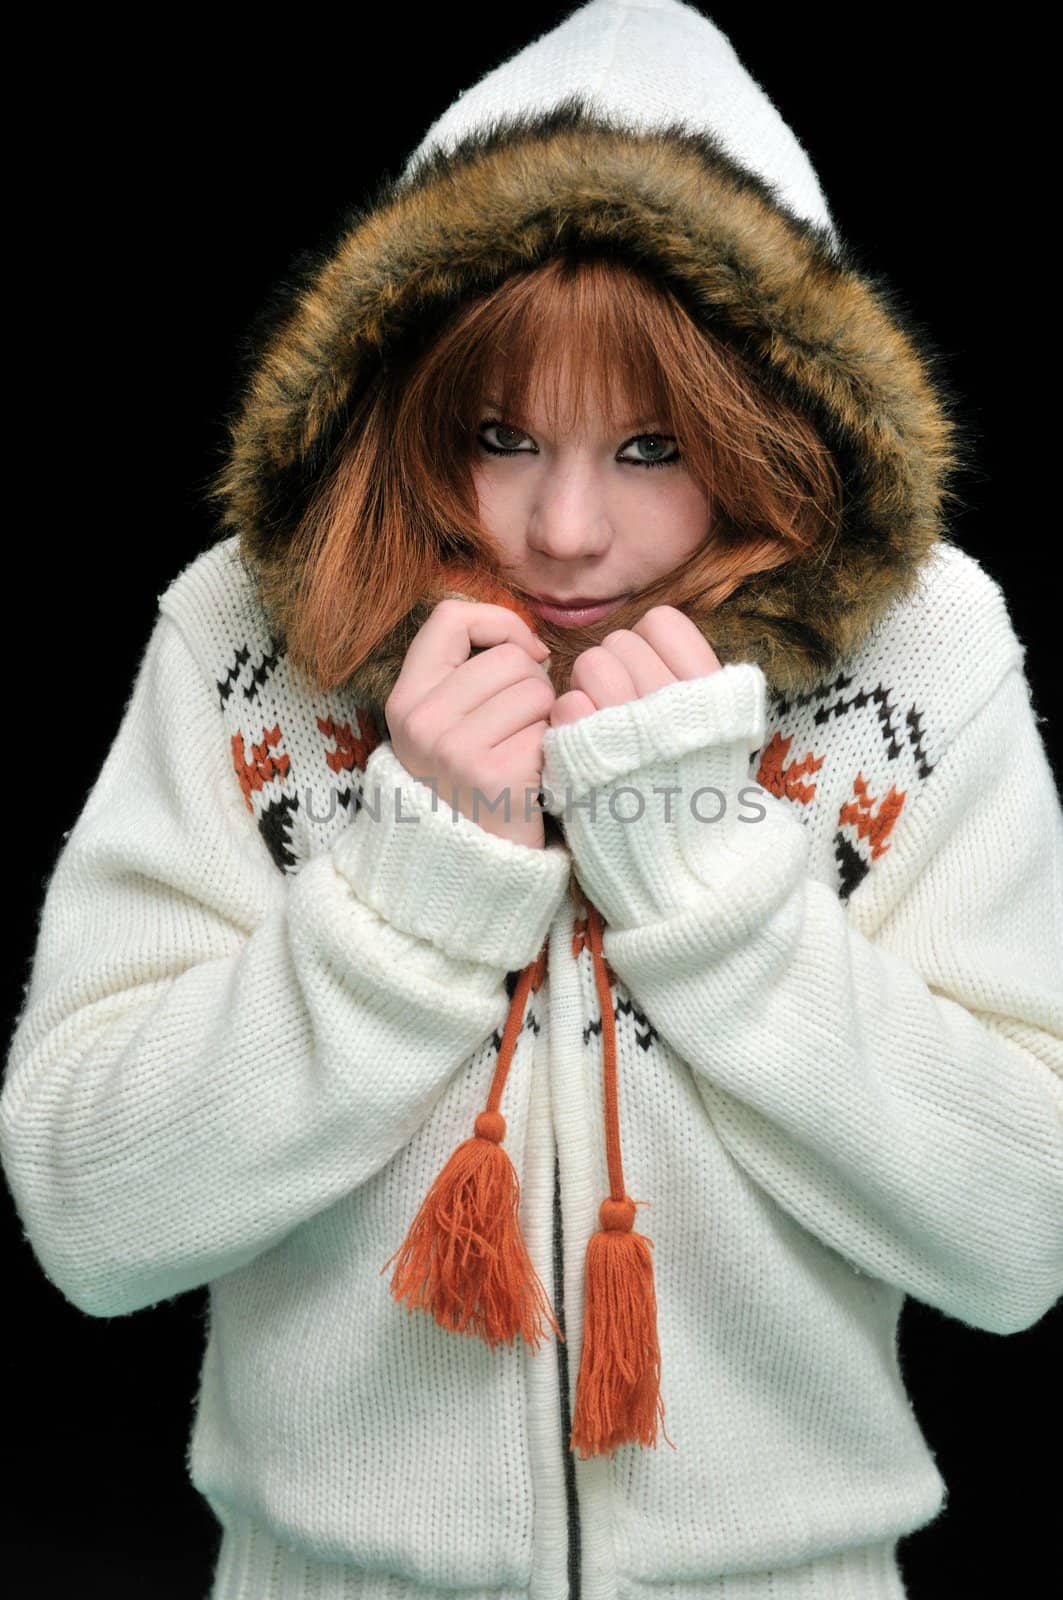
[5,5,1058,1596]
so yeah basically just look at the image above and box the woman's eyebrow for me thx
[480,397,668,431]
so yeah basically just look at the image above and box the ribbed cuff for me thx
[541,662,767,803]
[540,663,793,931]
[332,740,572,971]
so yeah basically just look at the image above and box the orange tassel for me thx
[380,1108,561,1351]
[570,1194,672,1457]
[381,946,561,1352]
[569,894,676,1459]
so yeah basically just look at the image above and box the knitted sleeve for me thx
[0,608,570,1319]
[541,658,1063,1337]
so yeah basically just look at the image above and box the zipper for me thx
[553,1145,582,1598]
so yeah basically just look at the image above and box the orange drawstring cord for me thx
[380,940,560,1352]
[382,877,674,1457]
[569,898,673,1459]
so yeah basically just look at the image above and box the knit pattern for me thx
[207,537,961,911]
[759,673,932,902]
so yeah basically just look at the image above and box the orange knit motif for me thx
[318,707,382,775]
[839,772,907,859]
[756,729,824,804]
[231,726,291,812]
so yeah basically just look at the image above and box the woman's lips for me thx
[528,595,629,626]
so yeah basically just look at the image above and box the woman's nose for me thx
[525,476,611,558]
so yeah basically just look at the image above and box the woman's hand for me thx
[549,606,721,726]
[385,598,556,850]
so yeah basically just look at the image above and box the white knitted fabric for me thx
[400,0,839,245]
[2,531,1061,1600]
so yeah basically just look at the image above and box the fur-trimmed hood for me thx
[208,0,964,708]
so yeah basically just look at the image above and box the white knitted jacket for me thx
[2,533,1061,1600]
[4,1,1063,1596]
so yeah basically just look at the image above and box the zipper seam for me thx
[553,1146,582,1598]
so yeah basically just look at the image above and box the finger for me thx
[444,641,555,716]
[445,673,556,755]
[567,644,639,710]
[389,647,553,757]
[549,689,598,726]
[597,628,676,697]
[491,716,551,777]
[392,599,549,706]
[630,606,722,678]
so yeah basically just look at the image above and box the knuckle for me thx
[572,643,607,672]
[434,724,466,766]
[479,754,505,790]
[403,703,436,752]
[528,675,556,709]
[383,686,406,724]
[497,640,529,671]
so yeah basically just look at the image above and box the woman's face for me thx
[470,364,712,631]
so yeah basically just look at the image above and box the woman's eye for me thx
[478,420,533,454]
[619,434,680,468]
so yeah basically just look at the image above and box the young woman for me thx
[3,4,1061,1598]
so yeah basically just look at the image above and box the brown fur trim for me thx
[208,97,967,701]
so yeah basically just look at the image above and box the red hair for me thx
[274,253,843,693]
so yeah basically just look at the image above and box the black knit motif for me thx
[768,673,935,779]
[258,793,300,874]
[216,637,284,709]
[583,989,659,1051]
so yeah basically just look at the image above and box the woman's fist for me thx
[550,605,721,725]
[385,598,555,850]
